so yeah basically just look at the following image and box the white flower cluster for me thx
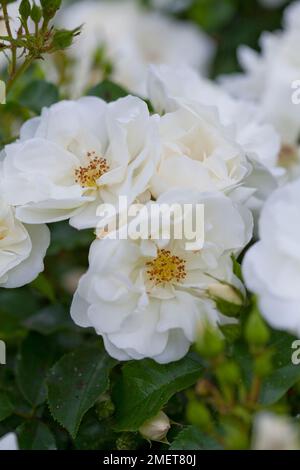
[2,0,300,363]
[56,0,215,97]
[0,67,262,363]
[222,1,300,178]
[221,1,300,340]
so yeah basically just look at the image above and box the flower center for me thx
[75,151,110,188]
[278,144,299,168]
[146,249,186,285]
[0,223,8,241]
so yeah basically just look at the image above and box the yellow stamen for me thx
[278,144,298,169]
[0,223,8,241]
[146,249,186,285]
[75,151,110,188]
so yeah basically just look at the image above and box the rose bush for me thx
[0,0,300,453]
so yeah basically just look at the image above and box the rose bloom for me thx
[148,65,282,227]
[1,96,158,229]
[57,0,215,97]
[0,433,18,451]
[0,194,49,288]
[71,190,252,363]
[148,65,280,173]
[252,412,300,450]
[147,68,260,202]
[284,1,300,30]
[243,179,300,336]
[150,102,251,200]
[221,5,300,178]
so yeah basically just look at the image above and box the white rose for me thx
[148,65,280,172]
[252,412,300,450]
[58,0,215,97]
[149,95,252,200]
[284,1,300,30]
[0,195,49,288]
[0,433,18,451]
[71,190,253,363]
[148,65,281,230]
[221,24,300,177]
[243,179,300,336]
[2,96,158,229]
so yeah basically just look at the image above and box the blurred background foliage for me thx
[61,0,293,78]
[141,0,292,76]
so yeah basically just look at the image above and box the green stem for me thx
[1,2,17,74]
[247,375,261,405]
[6,55,35,94]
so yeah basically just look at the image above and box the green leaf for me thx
[31,274,56,303]
[17,421,56,450]
[259,332,300,405]
[220,324,242,343]
[214,297,243,318]
[18,80,59,114]
[0,288,41,340]
[74,410,118,450]
[16,332,58,407]
[23,304,73,335]
[235,330,300,405]
[87,80,128,102]
[259,364,300,406]
[47,346,117,438]
[49,221,94,255]
[170,426,222,450]
[0,391,13,422]
[113,353,204,431]
[231,255,243,282]
[188,0,236,32]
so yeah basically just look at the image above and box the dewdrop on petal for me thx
[139,411,171,443]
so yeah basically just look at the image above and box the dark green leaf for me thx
[259,332,300,405]
[74,410,118,450]
[47,345,117,438]
[16,332,58,407]
[31,274,56,303]
[18,421,56,450]
[18,80,59,114]
[87,80,128,102]
[0,288,41,340]
[49,222,94,256]
[170,425,222,450]
[259,364,300,406]
[23,305,72,335]
[113,353,203,431]
[0,391,13,422]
